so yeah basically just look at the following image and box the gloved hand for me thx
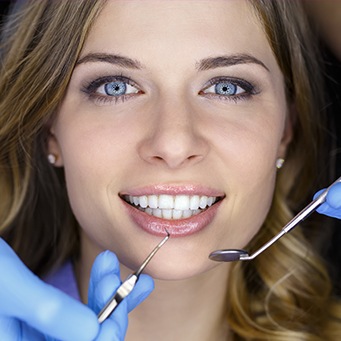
[88,250,154,341]
[315,182,341,219]
[0,238,154,340]
[0,237,99,340]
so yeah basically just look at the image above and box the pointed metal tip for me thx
[135,231,170,276]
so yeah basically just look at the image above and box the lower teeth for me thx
[138,207,202,219]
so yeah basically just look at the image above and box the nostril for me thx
[137,123,209,169]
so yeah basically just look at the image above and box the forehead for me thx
[81,0,278,73]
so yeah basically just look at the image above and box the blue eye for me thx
[98,80,138,97]
[215,82,238,95]
[204,81,245,96]
[104,81,127,96]
[201,77,255,101]
[83,75,141,104]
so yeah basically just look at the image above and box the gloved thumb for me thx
[325,182,341,209]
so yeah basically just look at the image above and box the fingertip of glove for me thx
[138,274,155,292]
[91,251,120,278]
[126,274,154,312]
[327,183,341,208]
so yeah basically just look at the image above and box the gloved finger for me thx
[0,316,47,341]
[125,274,154,312]
[93,272,154,314]
[314,183,341,219]
[95,277,154,340]
[90,270,122,313]
[89,251,128,340]
[89,250,154,340]
[0,316,20,341]
[95,302,129,341]
[326,182,341,208]
[88,250,121,312]
[0,238,99,341]
[89,250,154,313]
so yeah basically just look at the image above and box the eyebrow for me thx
[76,52,268,72]
[76,53,143,69]
[196,54,269,72]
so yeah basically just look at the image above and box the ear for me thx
[47,131,64,167]
[278,104,295,158]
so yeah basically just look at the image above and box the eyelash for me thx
[81,75,257,105]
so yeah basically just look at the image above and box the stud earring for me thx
[276,158,285,169]
[47,153,57,165]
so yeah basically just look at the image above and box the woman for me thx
[0,0,341,340]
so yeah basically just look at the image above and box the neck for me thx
[124,263,231,341]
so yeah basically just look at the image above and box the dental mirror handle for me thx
[241,175,341,260]
[210,175,341,262]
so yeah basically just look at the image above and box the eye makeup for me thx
[80,72,260,106]
[199,76,259,103]
[81,75,143,105]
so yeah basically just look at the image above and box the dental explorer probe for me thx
[98,231,170,323]
[209,176,341,263]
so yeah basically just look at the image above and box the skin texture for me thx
[48,1,292,339]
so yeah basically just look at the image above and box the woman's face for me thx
[49,0,291,279]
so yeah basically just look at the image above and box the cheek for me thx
[208,113,285,247]
[51,120,122,228]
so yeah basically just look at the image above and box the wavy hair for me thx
[227,1,341,340]
[0,0,107,274]
[0,0,340,339]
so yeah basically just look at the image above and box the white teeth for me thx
[189,195,200,209]
[183,209,193,218]
[139,195,148,208]
[199,196,208,209]
[149,195,158,209]
[162,209,173,219]
[145,207,153,215]
[172,210,183,219]
[124,194,219,220]
[174,195,190,210]
[159,195,174,209]
[153,208,162,218]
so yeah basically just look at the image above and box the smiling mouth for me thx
[122,194,222,220]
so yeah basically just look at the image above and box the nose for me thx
[138,99,209,169]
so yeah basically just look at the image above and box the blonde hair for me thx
[0,0,107,274]
[226,1,341,339]
[0,0,340,339]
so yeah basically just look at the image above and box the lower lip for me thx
[122,200,222,237]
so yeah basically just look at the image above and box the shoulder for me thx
[44,261,81,301]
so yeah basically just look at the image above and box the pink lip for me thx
[122,200,222,237]
[120,184,224,237]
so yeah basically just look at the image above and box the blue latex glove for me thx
[315,182,341,219]
[0,238,99,340]
[0,238,154,340]
[88,251,154,341]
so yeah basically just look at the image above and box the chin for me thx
[136,253,225,282]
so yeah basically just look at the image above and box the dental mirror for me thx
[209,176,341,263]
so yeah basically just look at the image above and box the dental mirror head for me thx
[209,249,249,262]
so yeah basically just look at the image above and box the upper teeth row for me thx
[124,194,218,211]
